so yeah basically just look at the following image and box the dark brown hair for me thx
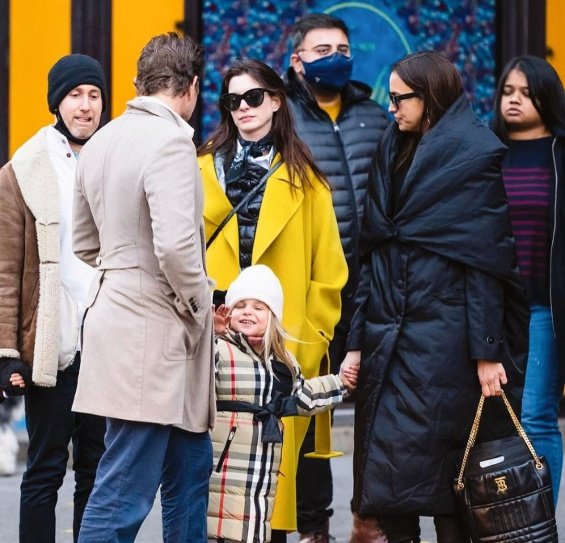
[135,32,204,97]
[391,51,463,170]
[289,13,349,52]
[198,59,327,190]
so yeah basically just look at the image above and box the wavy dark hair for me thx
[391,51,463,170]
[492,55,565,141]
[134,32,203,97]
[198,59,327,190]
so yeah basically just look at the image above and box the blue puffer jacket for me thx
[284,68,388,331]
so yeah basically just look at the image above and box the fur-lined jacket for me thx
[208,332,347,543]
[0,126,84,386]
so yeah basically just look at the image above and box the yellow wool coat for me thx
[199,153,348,531]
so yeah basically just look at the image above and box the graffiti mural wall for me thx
[202,0,496,137]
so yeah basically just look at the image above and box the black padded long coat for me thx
[347,95,529,517]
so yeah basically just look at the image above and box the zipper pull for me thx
[215,426,237,472]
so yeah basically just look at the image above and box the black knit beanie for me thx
[47,54,107,113]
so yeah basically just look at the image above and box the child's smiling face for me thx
[229,299,270,337]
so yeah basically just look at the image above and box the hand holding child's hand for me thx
[10,373,26,388]
[339,350,361,392]
[213,304,231,335]
[0,357,32,396]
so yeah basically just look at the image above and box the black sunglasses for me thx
[389,91,420,108]
[220,88,270,112]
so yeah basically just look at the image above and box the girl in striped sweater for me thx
[208,265,358,543]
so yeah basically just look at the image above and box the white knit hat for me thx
[225,265,284,321]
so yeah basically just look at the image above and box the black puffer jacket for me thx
[348,96,529,517]
[284,69,388,328]
[225,164,268,268]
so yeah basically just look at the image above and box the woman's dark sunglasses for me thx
[389,91,419,108]
[220,88,270,112]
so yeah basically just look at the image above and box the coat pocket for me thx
[164,316,194,360]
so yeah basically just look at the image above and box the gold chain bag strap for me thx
[452,391,557,542]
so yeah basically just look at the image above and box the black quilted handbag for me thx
[453,392,558,542]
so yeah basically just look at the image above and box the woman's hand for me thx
[339,350,361,391]
[477,359,507,397]
[213,304,231,335]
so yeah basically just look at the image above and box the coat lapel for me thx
[201,154,240,261]
[252,162,303,263]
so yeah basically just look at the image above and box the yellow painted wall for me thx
[112,0,184,116]
[547,0,565,81]
[8,0,183,157]
[9,0,71,156]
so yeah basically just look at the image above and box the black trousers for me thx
[19,355,106,543]
[378,514,468,543]
[270,530,287,542]
[296,328,347,533]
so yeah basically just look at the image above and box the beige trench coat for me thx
[72,97,215,432]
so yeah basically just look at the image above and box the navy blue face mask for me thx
[300,52,354,92]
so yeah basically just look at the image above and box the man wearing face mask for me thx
[283,13,388,543]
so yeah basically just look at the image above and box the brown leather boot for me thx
[348,513,388,543]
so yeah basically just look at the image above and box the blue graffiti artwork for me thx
[311,2,414,109]
[201,0,496,139]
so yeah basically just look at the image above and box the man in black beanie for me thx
[0,53,107,543]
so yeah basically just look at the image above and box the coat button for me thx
[486,336,495,344]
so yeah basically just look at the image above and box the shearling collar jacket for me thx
[0,127,63,386]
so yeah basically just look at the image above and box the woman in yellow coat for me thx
[198,59,347,541]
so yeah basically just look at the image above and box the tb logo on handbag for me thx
[494,476,508,494]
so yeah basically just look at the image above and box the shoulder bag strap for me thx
[455,391,542,489]
[206,161,282,249]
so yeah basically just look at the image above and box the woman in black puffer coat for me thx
[343,51,529,543]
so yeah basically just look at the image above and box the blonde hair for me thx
[264,312,294,370]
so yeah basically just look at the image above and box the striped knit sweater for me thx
[502,136,554,305]
[208,332,346,543]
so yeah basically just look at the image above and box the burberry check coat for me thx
[208,333,346,543]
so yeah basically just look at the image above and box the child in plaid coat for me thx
[208,265,358,543]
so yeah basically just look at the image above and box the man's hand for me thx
[477,359,507,397]
[0,357,32,396]
[339,350,361,391]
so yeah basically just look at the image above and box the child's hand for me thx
[213,304,231,335]
[339,350,361,392]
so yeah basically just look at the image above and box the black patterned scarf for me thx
[224,132,274,186]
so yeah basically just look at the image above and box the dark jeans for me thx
[378,514,468,543]
[296,330,347,533]
[20,355,106,543]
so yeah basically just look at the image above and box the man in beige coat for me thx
[71,33,215,543]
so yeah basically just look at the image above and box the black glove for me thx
[0,357,32,396]
[213,289,227,308]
